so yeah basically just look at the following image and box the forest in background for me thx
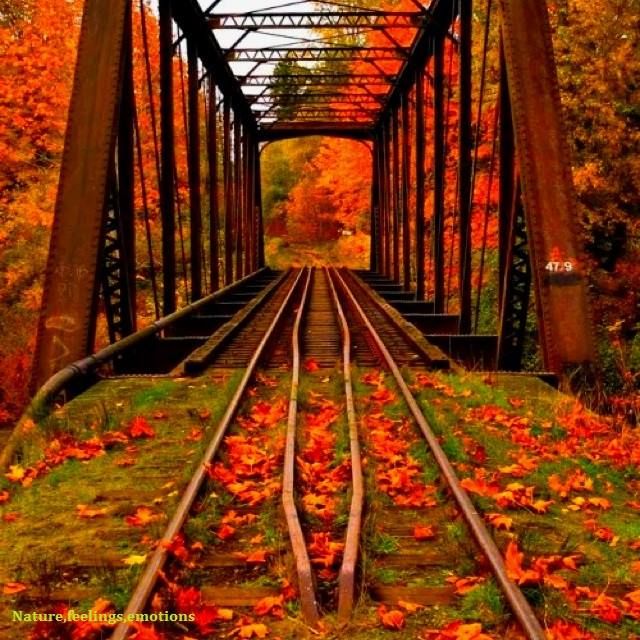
[0,0,639,427]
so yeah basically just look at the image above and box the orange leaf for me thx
[545,620,594,640]
[303,358,320,372]
[447,575,485,595]
[370,387,395,405]
[485,513,513,531]
[128,416,155,439]
[280,579,296,602]
[125,506,160,527]
[185,427,203,442]
[587,497,611,510]
[377,605,405,630]
[413,524,436,541]
[217,523,236,540]
[3,582,27,595]
[76,504,107,518]
[397,600,423,613]
[244,550,269,564]
[254,595,284,619]
[625,589,640,604]
[440,621,493,639]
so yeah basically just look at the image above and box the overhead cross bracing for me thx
[206,0,433,137]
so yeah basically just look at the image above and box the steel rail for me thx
[282,267,320,625]
[333,269,546,640]
[326,268,364,622]
[343,271,440,368]
[110,268,305,640]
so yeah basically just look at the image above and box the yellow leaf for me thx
[5,465,25,483]
[397,600,423,613]
[76,504,108,518]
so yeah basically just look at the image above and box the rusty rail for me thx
[326,267,364,622]
[282,267,320,625]
[332,268,546,640]
[110,268,305,640]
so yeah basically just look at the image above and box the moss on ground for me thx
[0,369,242,635]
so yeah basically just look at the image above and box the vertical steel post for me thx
[378,130,385,276]
[243,131,252,276]
[392,107,401,283]
[499,0,595,370]
[234,117,243,281]
[458,0,473,332]
[370,137,380,272]
[415,69,426,301]
[207,77,219,292]
[30,0,131,390]
[384,119,392,278]
[117,0,136,334]
[498,38,514,307]
[401,92,411,292]
[376,133,386,275]
[256,144,265,268]
[159,0,176,313]
[432,36,445,312]
[187,37,202,300]
[223,101,233,285]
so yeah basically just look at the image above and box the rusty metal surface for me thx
[326,269,364,622]
[31,0,129,392]
[110,270,304,640]
[335,269,546,639]
[282,268,320,625]
[498,0,595,371]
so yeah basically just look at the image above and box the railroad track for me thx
[105,266,545,639]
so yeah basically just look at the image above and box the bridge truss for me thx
[31,0,595,390]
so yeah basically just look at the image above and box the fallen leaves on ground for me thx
[125,506,162,527]
[296,392,347,582]
[123,554,147,566]
[253,595,284,619]
[3,581,28,595]
[75,504,108,518]
[413,524,436,540]
[446,575,485,595]
[421,621,493,639]
[128,416,156,439]
[377,604,406,630]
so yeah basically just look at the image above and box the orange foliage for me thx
[284,138,372,243]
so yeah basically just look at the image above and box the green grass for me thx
[370,531,399,555]
[369,567,400,585]
[131,380,177,409]
[0,370,245,628]
[459,579,506,626]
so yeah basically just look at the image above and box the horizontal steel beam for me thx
[257,110,374,120]
[259,122,373,141]
[241,73,395,86]
[249,93,382,104]
[225,47,408,62]
[209,11,424,30]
